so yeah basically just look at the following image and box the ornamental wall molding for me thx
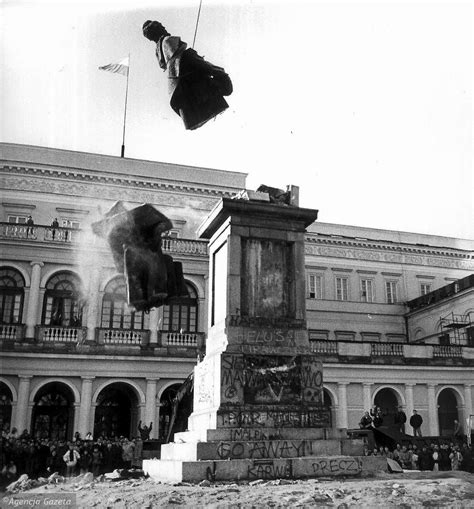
[305,238,474,270]
[1,174,221,211]
[1,165,238,199]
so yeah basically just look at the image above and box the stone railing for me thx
[310,340,338,355]
[160,331,202,347]
[161,238,208,256]
[0,324,25,341]
[307,340,472,363]
[36,326,86,343]
[96,328,149,346]
[0,223,79,243]
[371,343,404,356]
[433,345,463,358]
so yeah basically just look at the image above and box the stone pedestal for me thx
[143,196,386,481]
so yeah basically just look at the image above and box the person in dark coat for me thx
[359,411,373,429]
[418,446,433,471]
[394,406,407,434]
[410,410,423,437]
[142,20,232,130]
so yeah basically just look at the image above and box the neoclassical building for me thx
[1,143,473,441]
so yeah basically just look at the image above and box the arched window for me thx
[0,267,25,324]
[42,272,83,326]
[101,277,147,330]
[162,283,198,333]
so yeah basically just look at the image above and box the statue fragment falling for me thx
[92,202,188,312]
[142,20,233,130]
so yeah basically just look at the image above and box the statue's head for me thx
[143,20,170,42]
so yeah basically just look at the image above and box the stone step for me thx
[162,438,364,461]
[174,427,334,443]
[143,455,386,483]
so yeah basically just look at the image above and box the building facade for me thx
[1,143,473,441]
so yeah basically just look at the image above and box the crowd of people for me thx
[358,405,473,472]
[0,427,145,483]
[364,441,473,472]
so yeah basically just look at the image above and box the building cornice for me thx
[305,234,474,270]
[1,164,239,199]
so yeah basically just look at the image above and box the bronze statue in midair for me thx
[142,20,233,130]
[92,202,188,312]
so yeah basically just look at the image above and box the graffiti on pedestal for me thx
[218,408,330,428]
[311,457,362,476]
[247,459,293,479]
[216,439,314,460]
[221,354,323,405]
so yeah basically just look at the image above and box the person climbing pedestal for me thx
[143,189,386,482]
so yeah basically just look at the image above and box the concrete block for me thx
[143,455,386,483]
[206,427,327,442]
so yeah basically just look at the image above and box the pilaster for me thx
[25,262,43,338]
[337,383,348,429]
[78,377,94,436]
[427,383,438,436]
[15,376,32,432]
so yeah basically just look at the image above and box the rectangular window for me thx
[420,283,431,296]
[7,215,27,224]
[307,274,323,299]
[360,279,374,302]
[385,281,398,304]
[335,277,348,301]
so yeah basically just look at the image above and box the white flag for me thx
[99,56,129,77]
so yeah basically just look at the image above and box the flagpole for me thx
[121,53,130,158]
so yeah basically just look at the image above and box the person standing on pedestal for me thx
[410,410,423,437]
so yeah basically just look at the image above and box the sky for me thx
[2,0,473,239]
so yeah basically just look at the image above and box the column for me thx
[362,383,372,412]
[85,268,101,342]
[464,384,473,433]
[148,309,159,345]
[144,378,159,438]
[25,262,43,338]
[405,383,415,435]
[337,382,348,429]
[15,376,32,432]
[427,383,439,436]
[78,377,94,436]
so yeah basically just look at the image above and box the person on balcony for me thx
[51,218,59,240]
[26,216,34,237]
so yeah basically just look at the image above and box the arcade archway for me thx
[0,382,13,433]
[94,382,139,439]
[374,387,400,427]
[32,382,75,440]
[437,388,460,436]
[323,388,334,428]
[159,383,193,442]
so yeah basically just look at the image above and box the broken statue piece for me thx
[143,20,232,130]
[92,202,188,312]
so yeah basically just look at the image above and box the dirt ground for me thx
[4,470,474,508]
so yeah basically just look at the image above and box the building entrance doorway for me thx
[437,388,459,436]
[323,389,333,427]
[32,382,74,440]
[374,388,400,427]
[94,383,139,439]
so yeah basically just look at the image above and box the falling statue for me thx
[92,202,188,312]
[142,20,233,130]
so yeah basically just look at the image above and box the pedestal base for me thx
[143,455,386,483]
